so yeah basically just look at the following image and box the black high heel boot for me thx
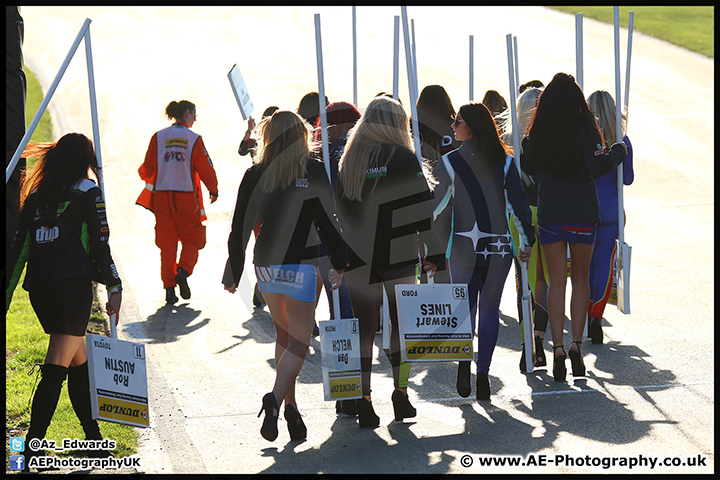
[284,404,307,441]
[68,362,113,458]
[23,364,68,471]
[534,336,546,367]
[476,372,491,400]
[456,361,471,397]
[258,393,279,441]
[552,345,567,382]
[356,397,380,429]
[391,389,416,421]
[589,316,604,344]
[569,340,586,376]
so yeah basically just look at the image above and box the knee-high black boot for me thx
[68,362,113,458]
[23,364,68,471]
[68,362,102,439]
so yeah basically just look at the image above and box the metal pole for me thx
[513,36,519,92]
[393,16,399,100]
[614,6,624,243]
[400,6,422,166]
[506,34,534,373]
[352,6,358,107]
[411,18,418,100]
[624,11,634,114]
[401,7,422,167]
[576,13,584,91]
[6,18,92,184]
[314,14,331,183]
[469,35,474,101]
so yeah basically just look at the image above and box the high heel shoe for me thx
[391,389,416,421]
[569,340,586,377]
[356,397,380,429]
[552,345,567,382]
[456,361,472,397]
[476,371,491,400]
[284,404,307,441]
[258,392,279,441]
[534,335,546,367]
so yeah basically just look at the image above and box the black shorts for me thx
[29,278,93,336]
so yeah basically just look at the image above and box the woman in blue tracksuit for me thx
[433,103,534,400]
[586,90,634,344]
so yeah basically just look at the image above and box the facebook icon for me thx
[9,455,25,471]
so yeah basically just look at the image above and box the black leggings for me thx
[344,265,416,397]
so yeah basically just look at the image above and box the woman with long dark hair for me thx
[433,103,534,400]
[6,133,123,471]
[525,73,627,381]
[223,110,348,442]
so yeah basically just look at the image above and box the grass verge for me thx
[548,6,714,58]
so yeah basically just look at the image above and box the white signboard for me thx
[86,334,149,428]
[395,283,474,362]
[227,64,254,120]
[318,318,362,401]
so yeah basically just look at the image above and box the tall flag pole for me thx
[506,33,534,373]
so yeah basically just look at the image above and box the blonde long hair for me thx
[254,110,315,192]
[338,96,416,201]
[587,90,627,151]
[497,87,543,147]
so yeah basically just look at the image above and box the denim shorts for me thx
[255,264,317,302]
[538,223,597,245]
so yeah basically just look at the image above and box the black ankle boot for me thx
[476,372,491,400]
[456,361,471,397]
[23,364,68,471]
[165,287,178,304]
[175,267,191,299]
[391,389,416,421]
[68,362,113,458]
[356,397,380,429]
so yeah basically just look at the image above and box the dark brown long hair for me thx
[458,102,510,175]
[20,133,99,215]
[527,72,604,176]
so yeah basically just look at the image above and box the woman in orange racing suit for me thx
[137,100,219,304]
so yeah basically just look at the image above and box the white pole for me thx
[314,14,331,183]
[84,28,104,197]
[352,6,358,107]
[624,11,634,114]
[83,25,116,339]
[411,18,419,100]
[513,36,520,92]
[469,35,474,101]
[576,13,584,91]
[613,7,624,242]
[6,18,92,184]
[401,7,422,167]
[393,16,400,100]
[506,34,534,373]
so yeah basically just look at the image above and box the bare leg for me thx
[45,333,87,368]
[568,242,594,353]
[542,241,569,357]
[263,292,316,409]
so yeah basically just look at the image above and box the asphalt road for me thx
[18,6,714,474]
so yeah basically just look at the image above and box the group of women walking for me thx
[6,72,631,459]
